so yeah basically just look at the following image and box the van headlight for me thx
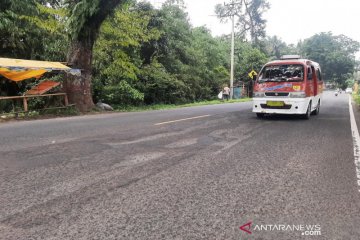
[289,92,306,98]
[253,92,265,98]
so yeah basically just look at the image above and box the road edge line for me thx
[348,95,360,192]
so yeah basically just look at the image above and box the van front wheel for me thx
[312,101,320,115]
[303,103,311,120]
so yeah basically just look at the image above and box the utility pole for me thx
[222,0,241,99]
[230,14,235,99]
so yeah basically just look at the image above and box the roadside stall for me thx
[0,57,79,113]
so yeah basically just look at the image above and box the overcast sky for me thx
[149,0,360,47]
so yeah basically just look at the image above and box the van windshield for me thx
[258,64,304,83]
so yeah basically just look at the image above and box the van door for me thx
[311,66,318,96]
[316,68,323,95]
[306,66,314,97]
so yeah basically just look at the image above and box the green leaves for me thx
[102,80,144,105]
[92,2,161,103]
[0,0,67,60]
[215,0,270,46]
[139,62,187,104]
[67,0,100,39]
[92,1,268,105]
[300,32,359,86]
[24,2,67,34]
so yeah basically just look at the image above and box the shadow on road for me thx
[255,114,309,121]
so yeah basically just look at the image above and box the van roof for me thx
[266,58,320,68]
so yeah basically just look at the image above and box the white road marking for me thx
[348,95,360,192]
[154,115,211,126]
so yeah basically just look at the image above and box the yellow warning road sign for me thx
[248,70,257,78]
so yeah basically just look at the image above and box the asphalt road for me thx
[1,92,360,239]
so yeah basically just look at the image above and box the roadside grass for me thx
[353,94,360,106]
[113,98,252,112]
[0,106,80,122]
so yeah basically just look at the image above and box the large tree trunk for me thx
[63,0,124,112]
[64,39,95,112]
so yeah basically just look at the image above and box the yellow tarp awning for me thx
[0,68,47,82]
[0,57,71,81]
[0,58,70,70]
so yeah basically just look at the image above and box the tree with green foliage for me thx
[0,0,67,112]
[0,0,67,60]
[0,0,38,58]
[215,0,270,46]
[92,1,161,105]
[300,32,359,88]
[150,1,231,103]
[135,0,231,104]
[63,0,128,112]
[263,36,287,59]
[189,27,230,100]
[234,41,267,79]
[139,0,197,103]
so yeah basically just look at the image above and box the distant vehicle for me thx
[345,88,353,94]
[252,55,323,119]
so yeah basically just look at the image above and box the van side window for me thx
[316,69,322,81]
[307,67,312,80]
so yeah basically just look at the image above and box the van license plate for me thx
[267,101,284,107]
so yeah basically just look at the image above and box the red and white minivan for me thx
[252,55,323,119]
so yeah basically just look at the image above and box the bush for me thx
[102,80,144,106]
[139,63,188,104]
